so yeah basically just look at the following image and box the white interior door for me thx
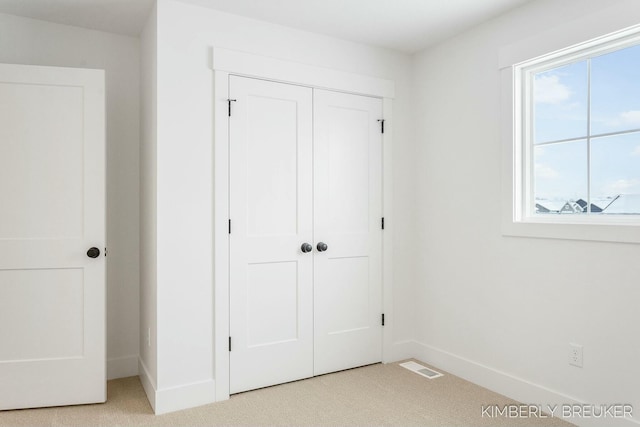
[0,63,106,410]
[229,76,314,394]
[313,89,383,376]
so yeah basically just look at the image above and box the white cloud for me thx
[607,179,640,194]
[534,75,571,104]
[620,110,640,126]
[632,145,640,157]
[603,110,640,128]
[535,163,559,179]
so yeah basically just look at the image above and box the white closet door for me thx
[0,63,105,410]
[313,90,383,376]
[229,76,314,393]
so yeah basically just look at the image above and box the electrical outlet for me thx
[569,343,583,367]
[147,328,151,347]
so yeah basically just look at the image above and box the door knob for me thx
[301,243,313,253]
[87,247,101,258]
[316,242,328,252]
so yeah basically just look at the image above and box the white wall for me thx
[146,0,415,412]
[139,2,158,405]
[8,0,637,420]
[412,0,640,424]
[0,13,141,380]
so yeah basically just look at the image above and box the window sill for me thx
[502,218,640,244]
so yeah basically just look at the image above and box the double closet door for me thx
[229,75,382,394]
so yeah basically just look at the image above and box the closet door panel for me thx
[229,76,314,394]
[313,90,383,376]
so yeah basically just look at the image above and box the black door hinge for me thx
[382,313,385,326]
[228,219,231,234]
[229,337,232,352]
[228,99,237,117]
[377,119,385,134]
[381,217,385,230]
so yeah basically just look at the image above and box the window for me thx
[517,32,640,221]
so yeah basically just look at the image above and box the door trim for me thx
[212,48,395,99]
[212,48,395,401]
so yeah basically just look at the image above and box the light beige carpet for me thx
[0,360,572,426]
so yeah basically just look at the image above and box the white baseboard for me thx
[155,378,216,415]
[107,355,139,380]
[133,341,636,424]
[136,357,215,415]
[410,340,638,427]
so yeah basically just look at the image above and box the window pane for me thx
[590,132,640,214]
[591,44,640,136]
[534,140,587,214]
[533,61,588,144]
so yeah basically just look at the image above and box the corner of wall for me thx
[154,379,216,415]
[138,357,157,412]
[139,0,159,402]
[107,355,140,380]
[138,356,217,415]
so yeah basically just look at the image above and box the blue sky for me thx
[533,43,640,206]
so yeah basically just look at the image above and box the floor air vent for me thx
[399,361,443,379]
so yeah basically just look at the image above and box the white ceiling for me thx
[0,0,155,37]
[178,0,533,53]
[0,0,533,52]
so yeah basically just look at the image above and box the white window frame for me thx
[501,22,640,244]
[520,32,640,223]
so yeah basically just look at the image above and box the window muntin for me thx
[523,36,640,218]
